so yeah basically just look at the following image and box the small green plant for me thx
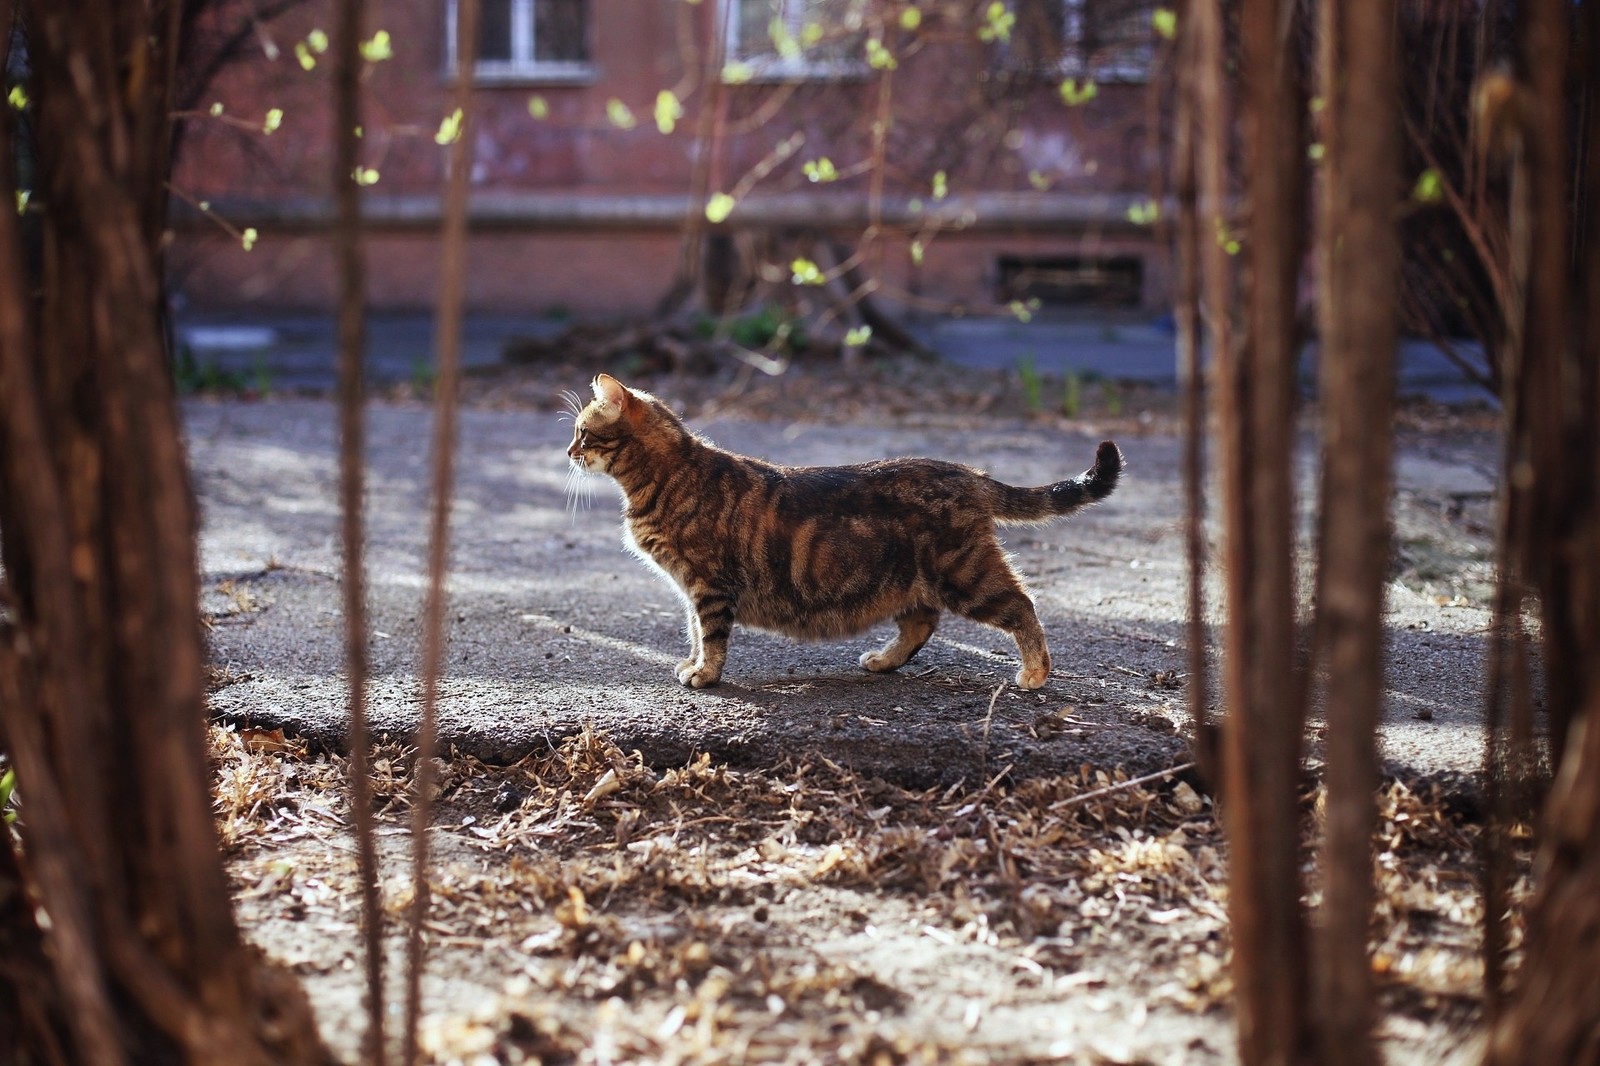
[730,306,785,349]
[250,354,273,395]
[1017,354,1043,412]
[410,355,437,393]
[1062,370,1083,417]
[711,305,810,354]
[1103,380,1123,417]
[173,346,250,394]
[173,344,204,392]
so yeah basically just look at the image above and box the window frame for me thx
[1008,0,1157,84]
[1060,0,1156,83]
[722,0,869,83]
[444,0,595,85]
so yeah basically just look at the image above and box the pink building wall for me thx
[170,1,1169,315]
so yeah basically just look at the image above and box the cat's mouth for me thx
[566,434,605,473]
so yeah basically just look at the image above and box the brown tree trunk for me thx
[1487,0,1600,1060]
[1490,701,1600,1066]
[1310,0,1400,1061]
[1219,1,1312,1062]
[0,1,327,1062]
[1514,0,1586,777]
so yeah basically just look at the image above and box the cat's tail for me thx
[991,440,1123,524]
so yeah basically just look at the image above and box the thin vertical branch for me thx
[1193,0,1234,801]
[1480,578,1513,1015]
[1194,0,1234,384]
[1222,0,1312,1061]
[864,38,894,279]
[403,0,477,1060]
[331,0,383,1060]
[1173,0,1214,787]
[1193,1,1234,765]
[1312,0,1399,1059]
[1475,60,1537,1018]
[1481,217,1533,1008]
[656,0,730,317]
[1516,0,1579,775]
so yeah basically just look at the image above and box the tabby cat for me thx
[567,374,1122,690]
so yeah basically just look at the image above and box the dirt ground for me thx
[195,358,1507,1064]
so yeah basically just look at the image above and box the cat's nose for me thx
[566,440,581,459]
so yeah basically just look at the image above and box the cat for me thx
[566,374,1122,690]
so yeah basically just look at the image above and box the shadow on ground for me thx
[191,391,1496,788]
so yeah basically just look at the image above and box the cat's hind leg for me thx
[999,607,1052,689]
[860,605,940,674]
[938,542,1052,689]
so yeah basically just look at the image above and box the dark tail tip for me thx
[1037,440,1124,518]
[1085,440,1123,499]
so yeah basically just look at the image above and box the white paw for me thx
[676,662,722,688]
[678,657,697,674]
[1015,664,1049,690]
[859,650,898,673]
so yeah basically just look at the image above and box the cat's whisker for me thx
[564,465,581,519]
[557,391,587,432]
[563,462,595,520]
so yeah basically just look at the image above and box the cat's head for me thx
[566,374,682,477]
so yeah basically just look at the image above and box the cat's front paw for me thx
[676,661,722,688]
[1015,664,1049,690]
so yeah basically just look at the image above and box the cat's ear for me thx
[592,373,632,412]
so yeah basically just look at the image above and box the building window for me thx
[446,0,592,83]
[1010,0,1157,83]
[724,0,869,81]
[998,255,1145,308]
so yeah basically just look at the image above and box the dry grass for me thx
[209,722,1511,1064]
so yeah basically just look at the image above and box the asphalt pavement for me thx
[191,395,1498,786]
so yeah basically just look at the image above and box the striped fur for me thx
[567,374,1122,690]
